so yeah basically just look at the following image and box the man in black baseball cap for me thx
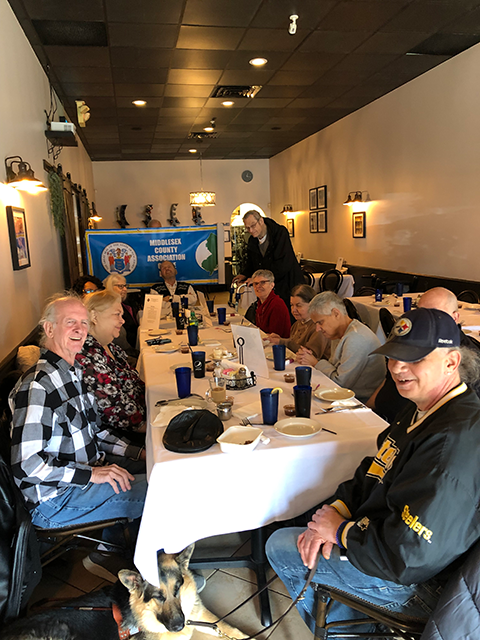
[266,306,480,634]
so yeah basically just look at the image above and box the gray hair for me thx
[103,273,126,292]
[450,346,480,386]
[243,210,262,223]
[291,284,317,304]
[39,292,85,346]
[309,291,347,316]
[252,269,275,283]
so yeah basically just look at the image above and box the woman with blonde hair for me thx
[76,290,146,439]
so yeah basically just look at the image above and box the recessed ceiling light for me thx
[222,100,234,107]
[132,100,147,106]
[203,126,214,132]
[249,57,267,67]
[189,149,197,153]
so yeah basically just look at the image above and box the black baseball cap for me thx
[371,307,460,362]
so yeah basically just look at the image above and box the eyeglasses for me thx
[244,220,259,232]
[114,284,127,289]
[252,280,272,288]
[83,288,98,294]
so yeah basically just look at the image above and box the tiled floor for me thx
[29,530,313,640]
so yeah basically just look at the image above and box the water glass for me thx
[171,301,180,317]
[174,367,192,399]
[260,388,279,425]
[217,307,227,325]
[187,324,198,346]
[272,344,286,371]
[206,300,215,314]
[293,385,312,418]
[295,366,312,386]
[403,297,412,312]
[191,351,206,379]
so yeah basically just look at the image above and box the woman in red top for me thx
[252,269,291,338]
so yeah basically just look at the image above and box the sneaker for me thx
[83,551,134,582]
[191,571,206,593]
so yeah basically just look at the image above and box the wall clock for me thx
[242,170,253,183]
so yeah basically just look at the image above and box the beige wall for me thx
[92,159,270,229]
[269,43,480,282]
[0,0,94,362]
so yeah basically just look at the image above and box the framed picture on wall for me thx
[352,211,366,238]
[6,206,31,270]
[309,210,318,233]
[287,218,294,237]
[309,188,317,210]
[317,185,327,209]
[317,209,327,233]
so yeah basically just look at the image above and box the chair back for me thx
[458,290,480,304]
[379,308,396,338]
[344,299,362,322]
[319,269,343,294]
[301,268,315,287]
[355,286,376,296]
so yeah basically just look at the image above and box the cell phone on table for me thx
[146,337,172,346]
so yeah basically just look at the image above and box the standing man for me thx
[267,308,480,634]
[232,210,303,310]
[9,294,147,582]
[151,260,197,312]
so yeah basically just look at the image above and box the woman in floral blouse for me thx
[76,290,146,439]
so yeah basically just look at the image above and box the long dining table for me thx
[134,310,388,623]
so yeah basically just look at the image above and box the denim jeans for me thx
[266,528,443,634]
[31,457,147,549]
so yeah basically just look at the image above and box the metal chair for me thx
[312,583,426,639]
[379,277,419,295]
[458,290,480,304]
[379,308,396,338]
[36,517,132,567]
[302,268,315,287]
[319,270,344,294]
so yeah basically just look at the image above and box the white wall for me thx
[0,0,94,362]
[269,43,480,282]
[92,159,270,229]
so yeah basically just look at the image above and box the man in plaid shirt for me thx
[9,294,147,581]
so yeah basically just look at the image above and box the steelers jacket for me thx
[330,383,480,585]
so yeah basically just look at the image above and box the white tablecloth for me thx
[312,273,355,298]
[350,295,480,343]
[134,320,387,585]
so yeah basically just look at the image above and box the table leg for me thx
[189,526,273,627]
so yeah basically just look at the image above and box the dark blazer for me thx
[242,217,303,308]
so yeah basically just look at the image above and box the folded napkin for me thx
[152,404,200,427]
[330,398,369,411]
[233,401,262,423]
[219,359,250,378]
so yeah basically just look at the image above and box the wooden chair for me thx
[379,308,396,338]
[355,286,376,296]
[319,270,344,294]
[458,290,480,304]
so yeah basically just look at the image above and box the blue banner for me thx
[85,226,219,286]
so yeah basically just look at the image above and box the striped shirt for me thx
[9,349,140,509]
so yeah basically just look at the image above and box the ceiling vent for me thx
[211,85,262,99]
[32,20,108,46]
[188,132,219,140]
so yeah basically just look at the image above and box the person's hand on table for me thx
[267,333,281,345]
[90,464,135,494]
[163,295,171,302]
[296,346,319,367]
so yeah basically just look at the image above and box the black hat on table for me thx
[371,307,460,363]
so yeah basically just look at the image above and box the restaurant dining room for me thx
[2,0,480,638]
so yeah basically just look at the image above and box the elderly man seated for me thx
[298,291,385,401]
[251,269,291,338]
[151,260,197,313]
[9,294,147,582]
[267,308,480,634]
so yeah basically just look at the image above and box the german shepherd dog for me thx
[1,544,253,640]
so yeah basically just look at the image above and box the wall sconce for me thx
[4,156,47,193]
[190,154,216,207]
[343,191,371,205]
[281,204,293,215]
[87,201,102,229]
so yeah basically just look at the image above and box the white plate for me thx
[155,345,179,354]
[315,388,355,402]
[209,351,236,360]
[274,418,322,438]
[169,362,192,371]
[148,329,169,336]
[201,339,222,347]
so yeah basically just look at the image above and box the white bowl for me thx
[217,425,263,453]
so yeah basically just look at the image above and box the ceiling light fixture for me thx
[4,156,47,193]
[75,100,91,127]
[132,100,147,106]
[189,149,197,153]
[190,154,216,207]
[289,15,299,35]
[203,117,216,133]
[222,100,234,107]
[249,57,268,67]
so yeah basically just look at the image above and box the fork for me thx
[315,405,365,414]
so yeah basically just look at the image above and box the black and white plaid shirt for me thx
[9,349,140,509]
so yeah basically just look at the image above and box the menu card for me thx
[142,294,163,330]
[231,324,269,379]
[335,257,344,271]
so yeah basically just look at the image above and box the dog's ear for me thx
[118,569,144,593]
[175,544,195,570]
